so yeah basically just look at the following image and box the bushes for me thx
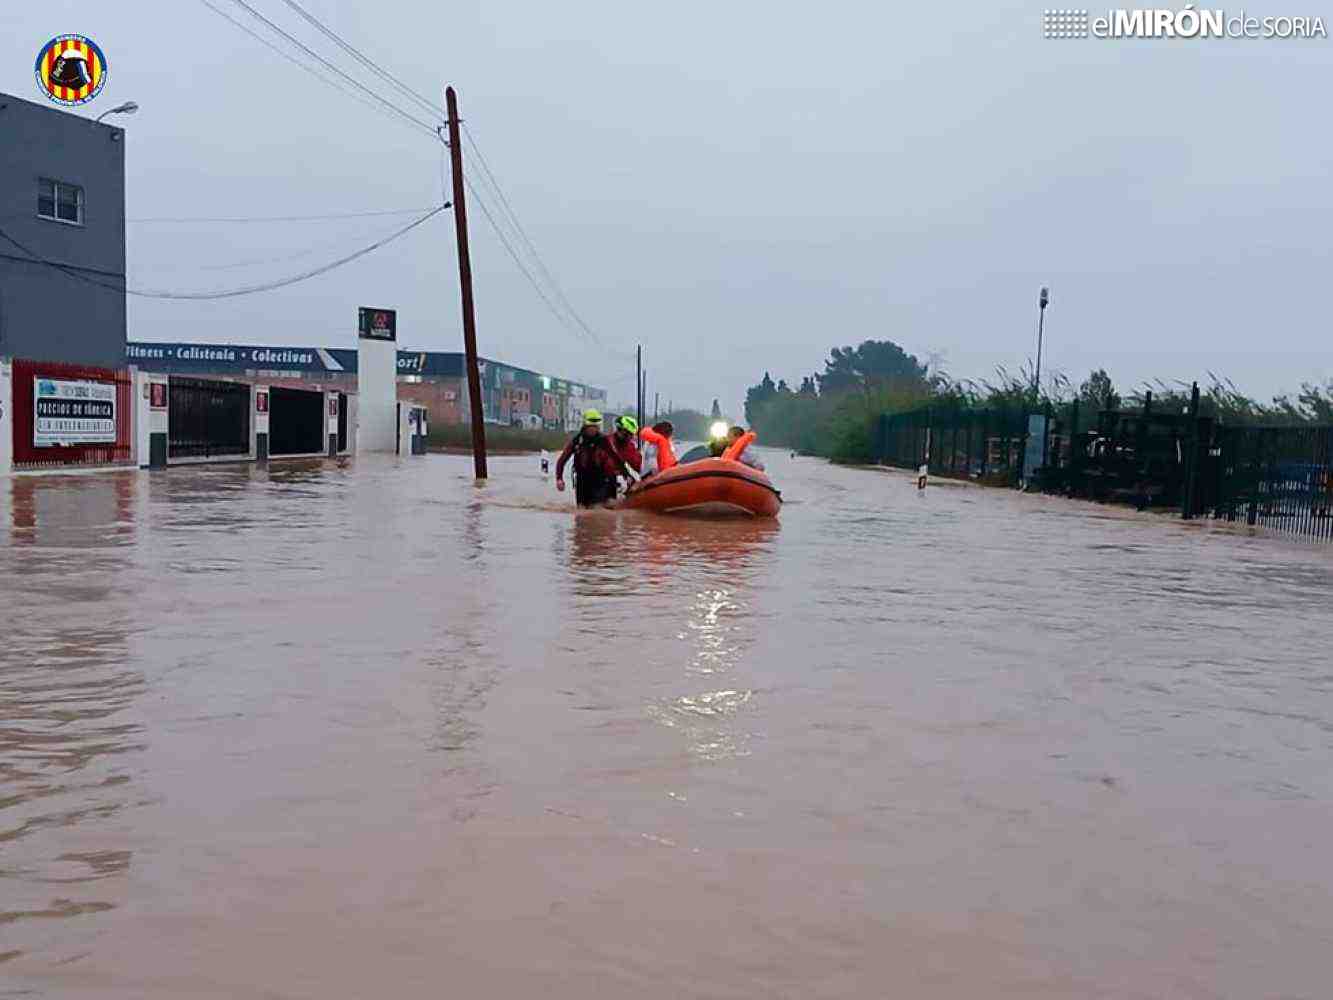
[749,385,932,463]
[427,422,570,453]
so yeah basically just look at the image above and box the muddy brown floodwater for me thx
[3,451,1333,999]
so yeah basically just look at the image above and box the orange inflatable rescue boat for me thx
[622,456,782,517]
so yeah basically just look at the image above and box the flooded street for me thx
[3,451,1333,999]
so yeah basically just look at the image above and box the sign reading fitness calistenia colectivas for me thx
[33,378,116,447]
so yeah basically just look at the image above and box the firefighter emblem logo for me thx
[35,35,108,107]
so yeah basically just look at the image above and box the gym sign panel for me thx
[358,307,397,342]
[34,378,116,447]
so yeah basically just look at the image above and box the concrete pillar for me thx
[0,360,9,546]
[0,359,13,478]
[254,385,270,462]
[357,313,398,452]
[135,369,168,469]
[398,402,411,455]
[326,390,339,457]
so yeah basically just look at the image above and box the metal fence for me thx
[11,358,133,469]
[1202,424,1333,541]
[168,376,252,460]
[875,406,1029,485]
[875,393,1333,544]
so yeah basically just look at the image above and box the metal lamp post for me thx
[1033,285,1049,404]
[95,101,139,123]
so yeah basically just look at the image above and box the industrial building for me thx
[0,92,127,368]
[0,90,604,475]
[125,341,607,431]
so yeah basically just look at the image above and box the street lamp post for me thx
[95,101,139,123]
[1033,286,1050,404]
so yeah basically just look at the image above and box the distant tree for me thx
[710,398,722,419]
[798,376,817,396]
[776,378,790,394]
[744,373,778,424]
[1078,369,1121,412]
[815,340,928,395]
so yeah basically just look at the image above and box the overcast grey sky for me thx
[3,1,1330,413]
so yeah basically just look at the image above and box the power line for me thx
[162,3,627,361]
[194,211,442,270]
[256,0,591,350]
[461,173,597,349]
[274,0,446,120]
[0,206,447,300]
[216,0,440,137]
[195,0,415,131]
[462,123,629,359]
[129,207,438,224]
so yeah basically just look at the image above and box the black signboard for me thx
[358,307,397,342]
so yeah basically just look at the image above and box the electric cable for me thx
[461,124,611,351]
[0,206,446,300]
[216,0,439,136]
[274,0,446,120]
[130,207,439,223]
[195,0,409,128]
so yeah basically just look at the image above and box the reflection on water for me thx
[3,454,1333,999]
[1,475,143,970]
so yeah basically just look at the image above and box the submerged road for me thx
[2,451,1332,999]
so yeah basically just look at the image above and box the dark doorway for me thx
[269,387,325,456]
[337,391,348,453]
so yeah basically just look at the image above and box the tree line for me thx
[744,340,1333,462]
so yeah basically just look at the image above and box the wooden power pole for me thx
[446,85,487,480]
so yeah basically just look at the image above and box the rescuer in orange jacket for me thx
[639,421,677,476]
[714,426,765,470]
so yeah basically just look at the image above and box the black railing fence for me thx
[875,405,1029,486]
[168,377,251,460]
[873,387,1332,543]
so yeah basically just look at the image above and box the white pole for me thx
[0,359,13,478]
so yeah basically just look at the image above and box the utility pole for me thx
[654,392,659,422]
[636,346,643,433]
[446,85,487,480]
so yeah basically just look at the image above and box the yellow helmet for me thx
[582,408,603,424]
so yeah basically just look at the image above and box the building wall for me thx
[122,342,601,430]
[398,377,464,425]
[0,93,126,368]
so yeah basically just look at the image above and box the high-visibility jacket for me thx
[722,431,756,462]
[639,427,677,472]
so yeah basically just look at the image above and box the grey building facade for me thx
[0,92,126,368]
